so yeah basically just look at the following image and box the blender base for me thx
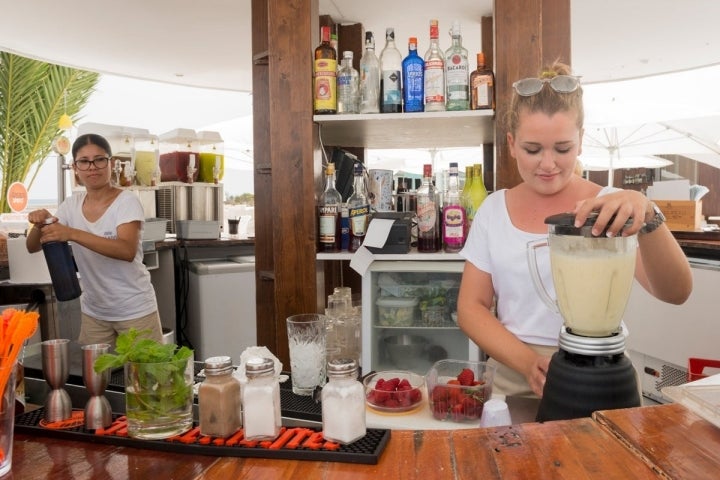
[536,349,640,422]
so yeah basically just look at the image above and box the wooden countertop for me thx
[10,402,720,479]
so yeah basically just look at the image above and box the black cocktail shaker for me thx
[41,220,81,301]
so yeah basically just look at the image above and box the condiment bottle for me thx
[41,218,81,302]
[242,357,281,440]
[321,358,366,444]
[198,356,242,438]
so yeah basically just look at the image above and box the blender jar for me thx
[529,212,638,337]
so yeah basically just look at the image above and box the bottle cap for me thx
[450,20,462,36]
[385,27,395,40]
[327,358,358,376]
[204,356,233,375]
[326,163,336,175]
[245,357,274,376]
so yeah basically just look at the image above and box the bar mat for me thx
[15,408,390,465]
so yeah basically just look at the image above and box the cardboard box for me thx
[654,200,703,231]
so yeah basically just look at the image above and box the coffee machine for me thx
[528,212,641,421]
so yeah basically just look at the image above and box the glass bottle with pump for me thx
[347,163,370,252]
[318,162,343,252]
[322,358,366,445]
[359,31,381,114]
[313,25,337,114]
[402,37,424,112]
[470,52,495,110]
[445,20,470,111]
[416,164,440,252]
[379,28,403,113]
[337,51,360,114]
[424,19,446,112]
[442,162,466,252]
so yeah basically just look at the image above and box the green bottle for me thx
[467,164,488,227]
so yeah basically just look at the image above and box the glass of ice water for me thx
[286,314,327,395]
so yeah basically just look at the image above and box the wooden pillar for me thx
[251,0,319,367]
[493,0,571,190]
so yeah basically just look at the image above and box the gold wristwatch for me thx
[640,202,665,235]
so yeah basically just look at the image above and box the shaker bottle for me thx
[41,218,81,301]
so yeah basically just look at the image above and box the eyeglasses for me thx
[74,156,110,171]
[512,75,581,96]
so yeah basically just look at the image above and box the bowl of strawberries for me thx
[363,370,425,413]
[426,359,496,422]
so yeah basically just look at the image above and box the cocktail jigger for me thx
[41,339,72,422]
[82,343,112,430]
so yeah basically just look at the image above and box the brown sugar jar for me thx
[198,356,242,437]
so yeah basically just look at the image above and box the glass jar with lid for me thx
[241,357,281,440]
[198,356,242,437]
[321,358,366,444]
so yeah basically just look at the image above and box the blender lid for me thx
[545,212,633,237]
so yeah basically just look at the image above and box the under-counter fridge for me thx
[361,259,481,376]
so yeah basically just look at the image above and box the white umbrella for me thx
[579,155,673,172]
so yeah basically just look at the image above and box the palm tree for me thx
[0,51,99,213]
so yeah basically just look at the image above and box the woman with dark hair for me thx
[457,62,692,399]
[26,133,163,347]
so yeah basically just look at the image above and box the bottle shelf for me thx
[314,110,495,149]
[316,250,464,261]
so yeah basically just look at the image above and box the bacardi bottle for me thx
[470,52,495,110]
[337,51,360,114]
[313,26,337,114]
[402,37,424,112]
[379,28,403,113]
[347,163,370,252]
[445,21,469,111]
[416,164,440,252]
[424,20,446,112]
[359,31,381,114]
[318,162,343,252]
[442,162,466,252]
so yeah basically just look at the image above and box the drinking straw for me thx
[0,308,39,401]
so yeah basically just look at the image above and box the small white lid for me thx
[376,296,419,307]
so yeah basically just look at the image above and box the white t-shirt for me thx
[460,189,561,345]
[56,190,158,321]
[460,186,620,346]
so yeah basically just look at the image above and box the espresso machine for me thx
[528,213,641,421]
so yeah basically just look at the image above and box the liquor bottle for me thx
[470,52,495,110]
[330,32,339,61]
[318,162,343,252]
[313,25,337,114]
[445,20,470,111]
[337,51,360,114]
[402,37,424,113]
[424,19,446,112]
[379,28,402,113]
[416,164,440,252]
[461,165,473,236]
[442,162,466,252]
[359,31,381,114]
[396,179,408,212]
[347,163,370,252]
[467,164,488,229]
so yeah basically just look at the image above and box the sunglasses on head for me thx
[512,75,581,96]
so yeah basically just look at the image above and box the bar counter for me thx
[9,402,720,479]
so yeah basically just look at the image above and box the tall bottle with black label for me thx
[402,37,424,112]
[445,21,469,111]
[424,19,446,112]
[416,164,440,252]
[313,25,337,114]
[379,28,402,113]
[359,31,381,114]
[347,163,370,252]
[318,163,343,252]
[41,218,81,301]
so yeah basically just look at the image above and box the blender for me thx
[528,212,641,421]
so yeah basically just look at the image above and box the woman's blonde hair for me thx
[505,61,584,135]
